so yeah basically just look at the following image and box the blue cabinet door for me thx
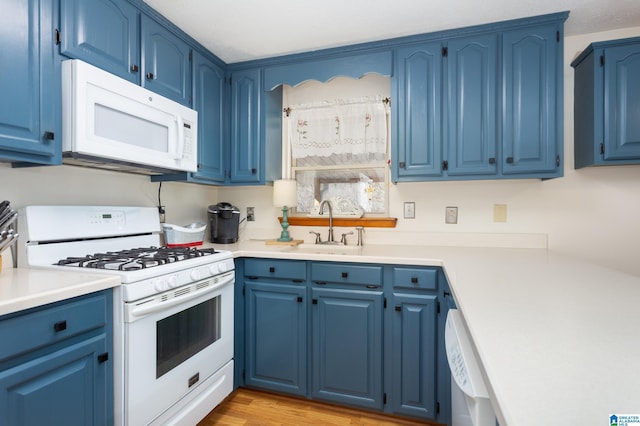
[230,68,262,184]
[0,0,60,165]
[502,24,561,176]
[59,0,140,83]
[390,293,438,419]
[0,334,109,426]
[141,15,192,106]
[447,35,498,176]
[311,287,383,410]
[192,51,226,182]
[603,44,640,160]
[245,282,307,396]
[393,42,443,180]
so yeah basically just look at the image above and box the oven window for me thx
[156,296,221,378]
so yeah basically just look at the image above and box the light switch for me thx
[493,204,507,222]
[445,206,458,224]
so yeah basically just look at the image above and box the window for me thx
[282,75,391,216]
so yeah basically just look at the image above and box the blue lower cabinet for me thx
[0,335,109,426]
[0,290,113,426]
[244,282,307,396]
[240,259,450,422]
[311,287,384,410]
[390,293,438,419]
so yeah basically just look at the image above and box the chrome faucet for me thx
[318,200,335,243]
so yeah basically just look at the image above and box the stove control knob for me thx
[190,269,201,281]
[218,262,228,273]
[168,275,178,288]
[208,264,219,275]
[154,280,165,292]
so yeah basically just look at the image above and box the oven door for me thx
[124,271,233,426]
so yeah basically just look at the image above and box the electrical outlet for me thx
[445,206,458,224]
[247,207,255,221]
[403,202,415,219]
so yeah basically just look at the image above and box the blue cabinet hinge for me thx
[383,393,387,405]
[437,401,440,413]
[383,298,387,309]
[441,160,449,171]
[442,46,448,57]
[242,286,245,296]
[600,143,605,155]
[600,55,605,67]
[556,30,560,42]
[437,300,441,314]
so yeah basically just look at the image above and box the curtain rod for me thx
[283,97,390,117]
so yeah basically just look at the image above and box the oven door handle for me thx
[130,276,233,318]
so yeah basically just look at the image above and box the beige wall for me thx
[3,25,640,275]
[219,25,640,276]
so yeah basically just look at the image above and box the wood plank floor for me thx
[198,388,442,425]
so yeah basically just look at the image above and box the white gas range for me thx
[17,205,234,426]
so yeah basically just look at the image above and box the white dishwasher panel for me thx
[445,309,496,426]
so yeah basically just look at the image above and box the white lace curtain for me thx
[287,96,389,165]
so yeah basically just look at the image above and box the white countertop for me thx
[0,267,120,316]
[220,239,640,426]
[2,239,638,425]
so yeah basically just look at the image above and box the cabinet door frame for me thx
[191,51,227,182]
[502,25,561,175]
[230,68,262,184]
[393,42,444,180]
[311,287,384,410]
[0,334,109,426]
[245,281,307,396]
[446,35,498,176]
[389,293,438,419]
[603,45,640,160]
[0,0,60,164]
[141,15,192,107]
[59,0,140,84]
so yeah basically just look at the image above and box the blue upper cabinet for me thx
[393,41,444,180]
[502,24,562,177]
[141,15,192,107]
[229,67,282,185]
[0,0,60,165]
[446,34,498,177]
[392,13,567,182]
[572,37,640,168]
[191,51,226,182]
[230,68,262,184]
[59,0,140,83]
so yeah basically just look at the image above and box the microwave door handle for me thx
[174,116,184,160]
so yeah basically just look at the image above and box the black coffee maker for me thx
[208,202,240,243]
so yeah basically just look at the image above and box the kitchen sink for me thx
[295,243,362,254]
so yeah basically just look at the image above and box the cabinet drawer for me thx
[244,259,307,281]
[0,292,108,362]
[311,263,383,288]
[392,267,438,291]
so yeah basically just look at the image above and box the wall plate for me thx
[404,202,415,219]
[445,206,458,224]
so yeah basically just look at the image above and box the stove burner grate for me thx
[55,246,217,270]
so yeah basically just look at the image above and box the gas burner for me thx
[56,246,218,271]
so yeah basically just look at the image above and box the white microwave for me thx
[61,59,197,175]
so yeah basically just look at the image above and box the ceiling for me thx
[144,0,640,64]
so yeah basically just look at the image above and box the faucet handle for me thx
[355,226,365,246]
[309,231,322,244]
[340,231,354,245]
